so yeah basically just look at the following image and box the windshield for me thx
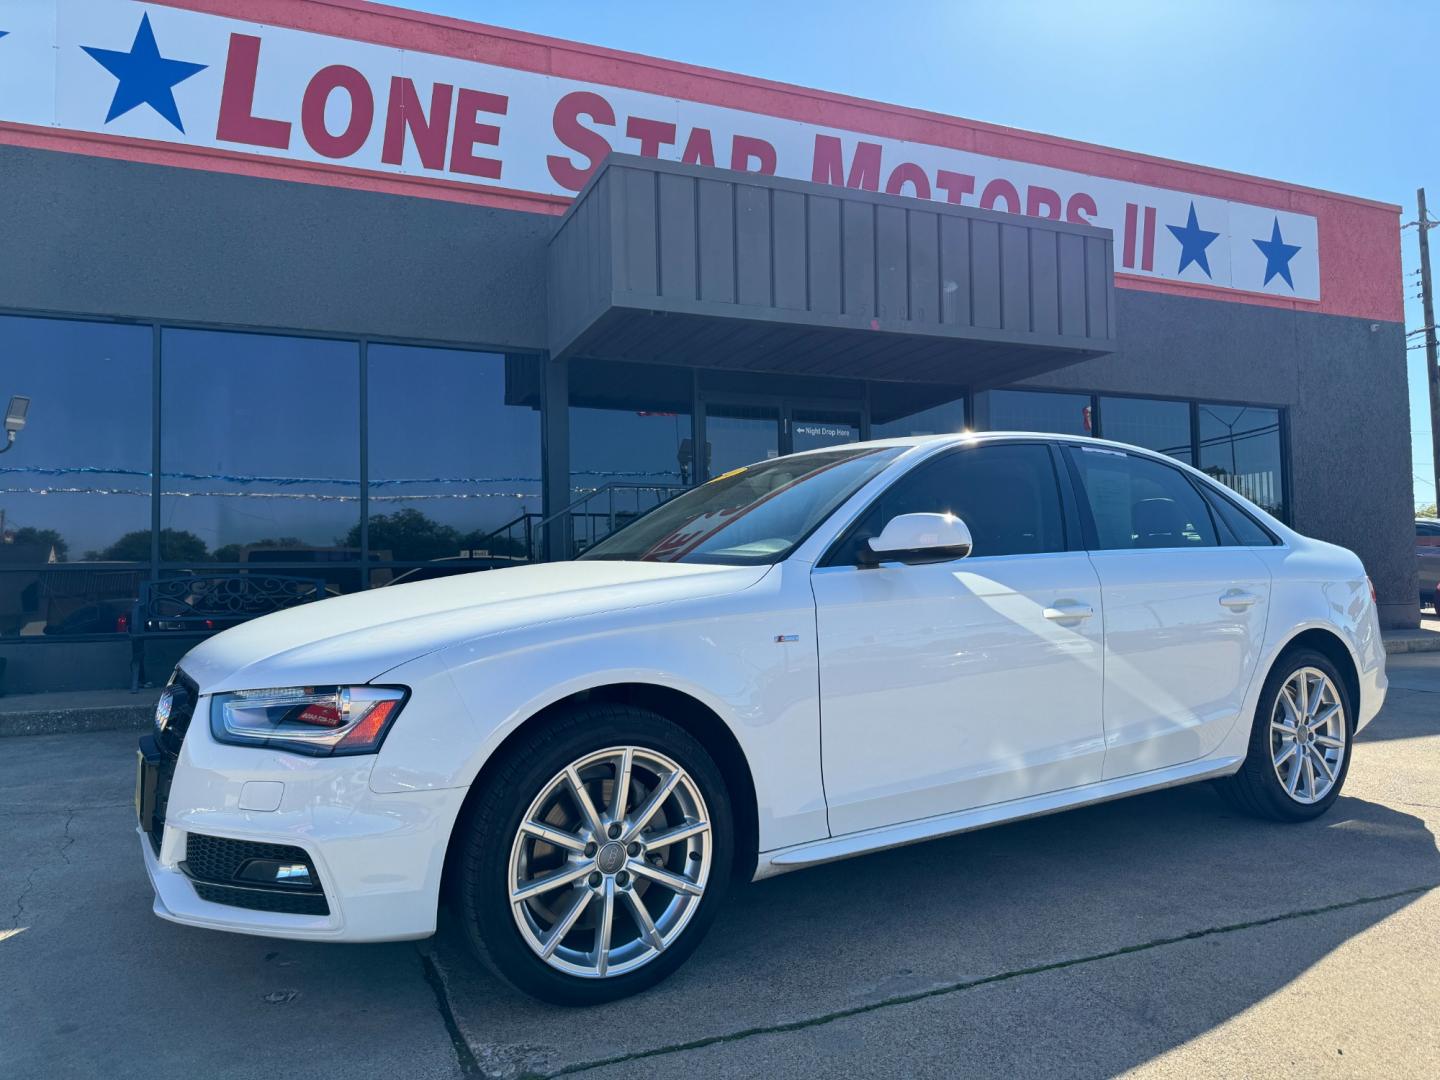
[579,446,904,565]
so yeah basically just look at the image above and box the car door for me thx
[1063,444,1273,779]
[811,441,1106,836]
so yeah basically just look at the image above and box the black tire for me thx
[1217,648,1354,822]
[451,702,733,1005]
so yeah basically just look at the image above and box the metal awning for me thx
[547,154,1116,385]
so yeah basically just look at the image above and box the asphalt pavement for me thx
[4,656,1439,1079]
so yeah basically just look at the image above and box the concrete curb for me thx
[1383,633,1440,655]
[0,703,155,738]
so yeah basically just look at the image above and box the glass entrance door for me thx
[704,401,782,477]
[699,395,863,479]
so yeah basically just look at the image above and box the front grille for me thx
[147,669,199,855]
[181,833,330,917]
[156,671,199,755]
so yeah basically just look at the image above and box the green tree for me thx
[10,526,68,561]
[354,509,463,562]
[100,529,209,562]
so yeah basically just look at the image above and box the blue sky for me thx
[395,0,1431,505]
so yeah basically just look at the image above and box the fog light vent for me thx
[238,859,314,888]
[182,833,322,893]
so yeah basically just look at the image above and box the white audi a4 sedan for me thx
[137,433,1386,1004]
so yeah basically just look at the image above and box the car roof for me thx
[791,430,1155,456]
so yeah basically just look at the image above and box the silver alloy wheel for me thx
[1269,666,1348,805]
[507,746,712,979]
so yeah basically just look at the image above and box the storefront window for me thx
[160,329,361,563]
[571,359,693,488]
[0,316,153,566]
[568,362,694,555]
[791,407,861,454]
[0,568,146,638]
[367,346,542,567]
[1098,396,1193,463]
[869,384,966,440]
[979,389,1092,436]
[1197,403,1286,518]
[705,403,781,475]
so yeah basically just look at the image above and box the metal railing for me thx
[468,481,690,562]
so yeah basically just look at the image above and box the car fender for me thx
[371,562,829,854]
[1211,568,1381,761]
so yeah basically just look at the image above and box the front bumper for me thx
[140,710,469,943]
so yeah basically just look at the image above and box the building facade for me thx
[0,0,1414,691]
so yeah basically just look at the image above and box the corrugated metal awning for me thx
[547,155,1116,385]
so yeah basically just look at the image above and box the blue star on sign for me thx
[1253,217,1302,289]
[81,13,206,133]
[1166,202,1221,278]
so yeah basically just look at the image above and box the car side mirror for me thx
[861,513,973,566]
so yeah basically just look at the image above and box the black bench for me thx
[129,574,328,692]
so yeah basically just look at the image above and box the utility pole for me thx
[1418,187,1440,506]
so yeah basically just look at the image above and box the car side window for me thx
[829,443,1067,564]
[1070,447,1218,550]
[1201,486,1277,546]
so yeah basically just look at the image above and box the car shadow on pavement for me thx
[426,781,1439,1077]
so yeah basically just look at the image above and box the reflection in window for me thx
[979,389,1092,436]
[583,447,902,564]
[833,443,1066,563]
[160,329,360,561]
[1071,449,1218,550]
[1098,396,1193,463]
[1197,404,1285,519]
[0,316,153,564]
[0,569,143,637]
[570,361,694,551]
[706,403,781,476]
[368,346,542,565]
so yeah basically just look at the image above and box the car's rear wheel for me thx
[1218,649,1353,821]
[452,703,732,1005]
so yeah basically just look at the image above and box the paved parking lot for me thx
[4,656,1439,1079]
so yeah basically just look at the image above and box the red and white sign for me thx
[4,0,1323,300]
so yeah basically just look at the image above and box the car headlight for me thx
[209,685,407,756]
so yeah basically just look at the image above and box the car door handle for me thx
[1219,590,1261,610]
[1043,600,1094,621]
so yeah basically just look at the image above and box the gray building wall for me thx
[0,144,1416,688]
[1,144,551,351]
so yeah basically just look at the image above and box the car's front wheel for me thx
[1219,648,1353,821]
[452,703,732,1005]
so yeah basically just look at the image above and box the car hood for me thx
[178,560,771,693]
